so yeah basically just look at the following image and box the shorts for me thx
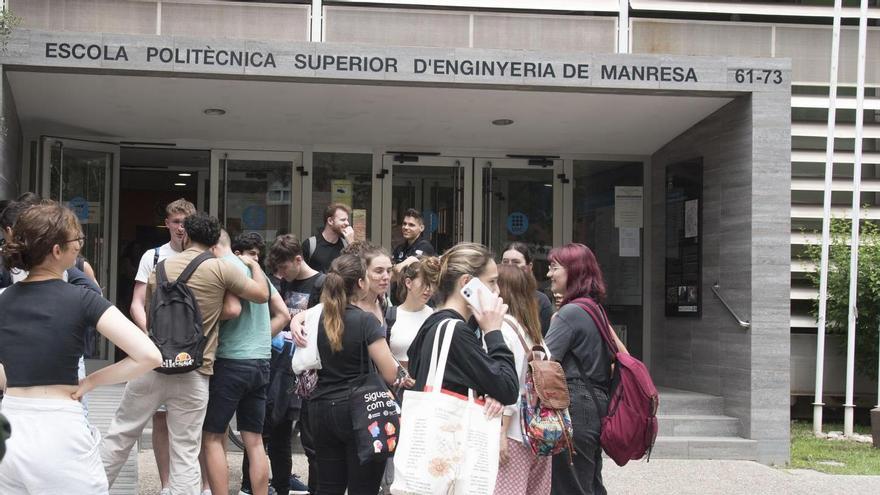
[0,395,109,494]
[203,358,270,434]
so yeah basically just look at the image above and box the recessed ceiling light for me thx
[178,172,192,177]
[492,118,514,126]
[203,108,226,116]
[174,182,187,187]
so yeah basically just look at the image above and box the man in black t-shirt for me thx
[391,208,436,265]
[302,203,355,273]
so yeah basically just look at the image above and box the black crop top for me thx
[0,279,112,387]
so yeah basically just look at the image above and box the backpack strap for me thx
[307,236,317,258]
[503,315,531,356]
[156,259,169,285]
[153,247,160,267]
[176,251,215,284]
[571,298,619,355]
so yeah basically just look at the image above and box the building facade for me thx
[1,0,876,465]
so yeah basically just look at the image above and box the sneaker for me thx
[160,489,171,495]
[201,491,212,495]
[289,474,310,494]
[240,487,278,495]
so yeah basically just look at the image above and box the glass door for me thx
[475,158,562,287]
[572,160,645,358]
[40,137,119,362]
[211,151,304,242]
[383,154,473,254]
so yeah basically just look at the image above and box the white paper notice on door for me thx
[614,186,643,228]
[685,199,699,238]
[619,227,640,257]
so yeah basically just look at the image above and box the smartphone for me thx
[460,277,491,313]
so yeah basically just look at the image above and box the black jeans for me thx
[241,418,293,493]
[299,398,318,493]
[551,381,607,495]
[308,397,384,495]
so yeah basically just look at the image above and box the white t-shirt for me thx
[499,316,550,443]
[388,306,434,362]
[134,242,179,284]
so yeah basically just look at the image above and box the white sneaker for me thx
[201,490,212,495]
[159,489,171,495]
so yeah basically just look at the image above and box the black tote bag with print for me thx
[349,332,401,465]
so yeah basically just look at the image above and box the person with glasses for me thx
[0,201,162,493]
[500,242,553,336]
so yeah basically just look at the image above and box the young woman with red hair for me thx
[544,243,612,495]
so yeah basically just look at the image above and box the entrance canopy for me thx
[8,71,732,154]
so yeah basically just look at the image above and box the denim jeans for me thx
[551,381,607,495]
[308,397,384,495]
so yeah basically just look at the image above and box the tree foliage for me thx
[804,218,880,382]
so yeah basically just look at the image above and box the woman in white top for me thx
[494,264,551,495]
[387,257,439,369]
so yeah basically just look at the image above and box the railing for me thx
[711,283,751,329]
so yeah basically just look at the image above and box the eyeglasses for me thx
[64,236,86,248]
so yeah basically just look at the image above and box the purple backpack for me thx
[572,298,659,467]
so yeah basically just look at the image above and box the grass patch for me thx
[790,420,880,475]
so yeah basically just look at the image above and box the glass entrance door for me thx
[211,151,304,242]
[384,155,473,254]
[476,158,562,285]
[40,137,119,362]
[572,160,645,358]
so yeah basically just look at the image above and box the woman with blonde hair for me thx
[309,253,403,495]
[407,242,519,413]
[0,201,161,494]
[493,264,551,495]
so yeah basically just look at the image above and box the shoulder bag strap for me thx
[176,251,215,284]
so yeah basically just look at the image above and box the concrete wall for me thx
[650,94,791,463]
[0,69,21,199]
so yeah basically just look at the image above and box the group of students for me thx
[0,196,614,495]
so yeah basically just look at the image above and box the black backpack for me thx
[148,251,213,374]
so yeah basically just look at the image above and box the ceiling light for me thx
[203,108,226,116]
[174,182,187,187]
[492,119,514,126]
[178,172,192,177]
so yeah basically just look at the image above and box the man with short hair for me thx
[390,209,436,304]
[301,203,355,273]
[129,198,196,495]
[202,231,290,495]
[391,208,436,265]
[102,212,271,493]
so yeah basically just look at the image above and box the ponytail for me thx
[320,254,366,352]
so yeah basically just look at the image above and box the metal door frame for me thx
[209,150,305,238]
[473,157,565,252]
[379,154,474,252]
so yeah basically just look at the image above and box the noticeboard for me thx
[665,158,703,317]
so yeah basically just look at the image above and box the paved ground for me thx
[138,451,880,495]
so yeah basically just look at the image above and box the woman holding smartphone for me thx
[406,242,519,412]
